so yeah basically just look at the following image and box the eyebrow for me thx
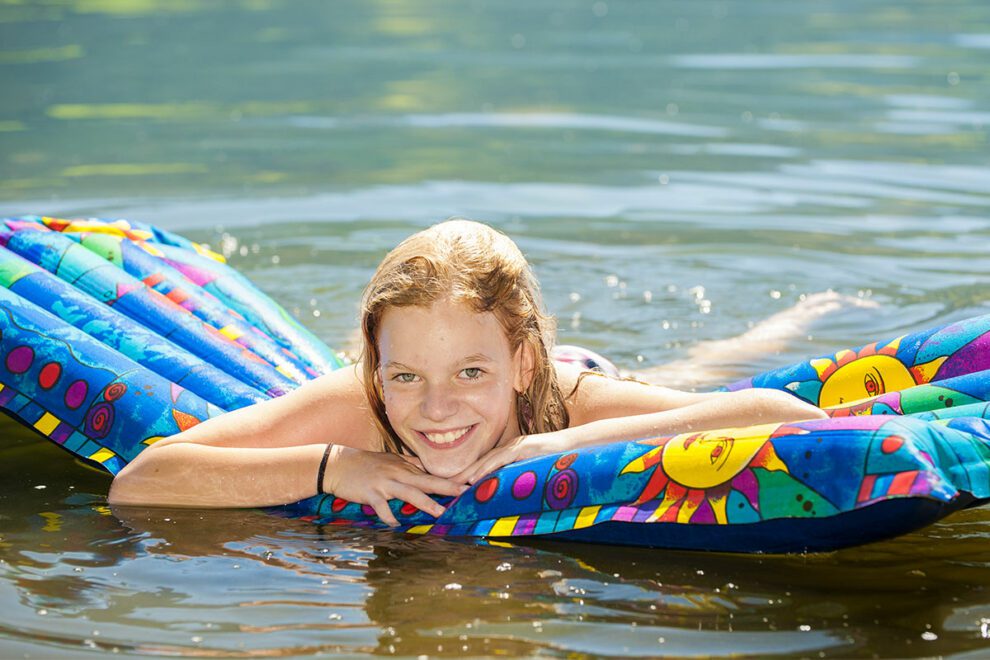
[382,353,495,371]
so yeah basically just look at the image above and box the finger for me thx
[452,456,497,484]
[476,449,516,481]
[466,457,504,485]
[371,498,400,527]
[401,471,470,497]
[397,453,425,470]
[391,484,447,518]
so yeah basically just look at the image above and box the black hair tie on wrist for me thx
[317,443,334,495]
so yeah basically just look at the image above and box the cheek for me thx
[467,382,515,423]
[381,389,413,424]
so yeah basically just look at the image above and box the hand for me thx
[454,431,567,485]
[322,446,468,527]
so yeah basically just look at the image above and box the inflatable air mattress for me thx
[2,215,989,553]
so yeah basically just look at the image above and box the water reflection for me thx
[3,429,990,656]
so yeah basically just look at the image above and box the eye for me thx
[461,367,483,380]
[392,372,418,383]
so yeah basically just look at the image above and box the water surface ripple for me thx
[1,0,989,657]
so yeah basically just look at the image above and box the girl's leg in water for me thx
[631,291,877,390]
[553,292,877,391]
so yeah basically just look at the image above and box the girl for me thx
[108,220,827,525]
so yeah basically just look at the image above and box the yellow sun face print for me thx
[808,337,944,408]
[817,354,916,407]
[661,430,770,489]
[620,423,792,525]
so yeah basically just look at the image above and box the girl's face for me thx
[377,301,530,478]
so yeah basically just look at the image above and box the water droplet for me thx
[444,583,462,590]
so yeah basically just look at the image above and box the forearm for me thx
[561,389,825,449]
[108,442,327,508]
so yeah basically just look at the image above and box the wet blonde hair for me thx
[360,219,569,455]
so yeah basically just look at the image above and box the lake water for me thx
[2,0,990,657]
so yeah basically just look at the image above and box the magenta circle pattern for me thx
[511,471,537,500]
[545,468,578,510]
[6,345,34,374]
[64,380,89,410]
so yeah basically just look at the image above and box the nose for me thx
[420,382,458,422]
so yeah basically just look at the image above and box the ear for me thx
[513,341,537,393]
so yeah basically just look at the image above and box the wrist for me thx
[318,444,345,496]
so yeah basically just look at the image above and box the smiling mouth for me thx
[417,424,476,450]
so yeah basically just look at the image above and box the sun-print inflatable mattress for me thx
[2,215,989,553]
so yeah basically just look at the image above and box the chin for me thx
[418,453,474,479]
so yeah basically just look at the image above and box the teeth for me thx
[424,426,470,445]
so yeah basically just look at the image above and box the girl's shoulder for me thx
[299,364,382,450]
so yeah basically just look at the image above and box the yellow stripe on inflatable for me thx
[575,505,601,529]
[33,412,60,436]
[192,242,226,263]
[89,447,117,464]
[490,515,519,536]
[136,241,165,257]
[677,497,700,524]
[218,325,243,340]
[406,525,433,535]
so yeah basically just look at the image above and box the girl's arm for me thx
[455,367,825,484]
[108,365,465,522]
